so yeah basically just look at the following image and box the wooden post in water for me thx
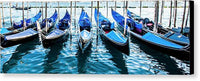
[91,1,93,22]
[74,1,76,27]
[115,1,116,11]
[0,3,2,28]
[168,0,172,28]
[140,1,142,16]
[27,2,29,19]
[45,2,48,32]
[41,2,43,20]
[70,1,72,35]
[9,3,12,25]
[106,1,108,18]
[1,3,4,24]
[174,0,177,27]
[123,1,125,16]
[160,1,164,24]
[124,1,128,36]
[22,1,26,30]
[181,0,186,34]
[58,2,60,20]
[153,1,159,33]
[185,1,190,27]
[96,1,100,51]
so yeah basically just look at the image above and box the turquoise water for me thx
[0,2,190,74]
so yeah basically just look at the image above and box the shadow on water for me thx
[101,36,129,74]
[2,39,40,73]
[76,43,92,74]
[130,37,187,74]
[42,35,68,73]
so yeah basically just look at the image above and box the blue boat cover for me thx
[78,9,91,29]
[0,28,10,34]
[142,32,183,48]
[13,10,42,29]
[41,10,58,28]
[106,30,127,44]
[46,29,65,38]
[56,10,71,30]
[5,28,37,41]
[112,9,142,31]
[80,30,91,40]
[164,32,189,44]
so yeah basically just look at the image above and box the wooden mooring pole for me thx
[91,1,93,22]
[27,2,29,19]
[169,0,173,28]
[45,2,48,32]
[115,1,116,11]
[185,1,190,27]
[124,1,128,36]
[9,3,12,25]
[0,3,2,28]
[106,1,108,18]
[153,1,159,33]
[160,1,164,24]
[1,3,4,24]
[181,0,186,33]
[140,1,142,16]
[22,1,26,30]
[174,0,177,28]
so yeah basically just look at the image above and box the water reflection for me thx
[101,36,128,74]
[77,44,92,74]
[130,37,186,74]
[2,39,40,73]
[42,36,68,73]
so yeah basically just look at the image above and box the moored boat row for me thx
[0,8,190,60]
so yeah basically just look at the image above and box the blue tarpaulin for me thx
[142,32,183,49]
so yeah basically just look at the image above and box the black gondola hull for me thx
[100,32,130,55]
[1,34,38,48]
[42,32,69,48]
[116,24,190,60]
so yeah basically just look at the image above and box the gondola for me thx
[111,9,190,58]
[78,9,92,52]
[127,9,189,46]
[7,10,41,30]
[0,10,57,48]
[41,10,70,47]
[15,7,31,10]
[94,8,129,54]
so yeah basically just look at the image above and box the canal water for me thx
[0,2,190,74]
